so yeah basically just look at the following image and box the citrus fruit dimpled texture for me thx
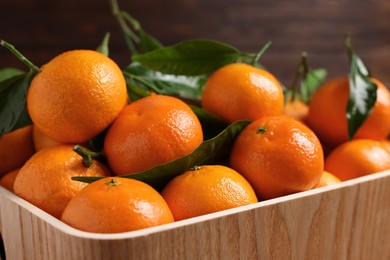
[324,139,390,181]
[230,116,324,200]
[13,145,111,218]
[201,63,284,123]
[61,177,174,233]
[27,50,128,144]
[161,165,258,221]
[104,95,203,175]
[307,77,390,148]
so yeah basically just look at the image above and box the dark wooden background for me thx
[1,0,389,86]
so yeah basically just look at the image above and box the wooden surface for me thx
[1,0,390,86]
[0,170,389,260]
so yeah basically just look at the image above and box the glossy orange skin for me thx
[0,125,35,176]
[230,116,324,200]
[61,177,174,233]
[32,125,62,151]
[0,169,19,192]
[201,63,284,123]
[161,165,258,221]
[324,139,390,181]
[307,77,390,148]
[13,145,111,218]
[381,139,390,154]
[314,171,341,188]
[104,95,203,175]
[27,50,128,144]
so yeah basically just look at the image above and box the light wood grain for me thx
[1,170,389,260]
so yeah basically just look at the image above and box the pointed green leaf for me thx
[300,68,327,103]
[123,62,206,103]
[96,33,110,56]
[0,72,34,136]
[132,39,241,76]
[0,67,24,82]
[347,54,377,139]
[345,37,377,140]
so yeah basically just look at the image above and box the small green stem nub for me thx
[190,166,202,171]
[257,126,267,134]
[105,178,121,186]
[73,145,103,168]
[0,39,40,73]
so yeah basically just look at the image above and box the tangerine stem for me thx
[290,52,309,102]
[73,145,103,168]
[252,40,272,65]
[110,0,139,55]
[0,39,40,73]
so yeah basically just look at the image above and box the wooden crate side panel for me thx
[0,173,389,260]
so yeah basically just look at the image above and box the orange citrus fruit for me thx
[32,125,62,151]
[0,125,35,176]
[230,116,324,200]
[0,169,19,192]
[284,98,309,122]
[201,63,284,123]
[61,177,174,233]
[324,139,390,181]
[13,145,111,218]
[314,171,341,188]
[307,77,390,148]
[381,139,390,154]
[27,50,128,144]
[161,165,258,221]
[104,95,203,175]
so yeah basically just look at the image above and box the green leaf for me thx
[123,62,206,103]
[0,67,24,82]
[0,72,35,136]
[287,52,327,104]
[300,68,327,103]
[345,37,377,140]
[96,32,110,56]
[72,120,251,190]
[126,81,151,102]
[132,39,241,76]
[138,31,163,53]
[189,105,228,140]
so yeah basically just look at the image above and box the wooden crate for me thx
[0,170,389,260]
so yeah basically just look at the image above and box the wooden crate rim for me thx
[1,169,389,240]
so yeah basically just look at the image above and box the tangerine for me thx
[104,95,203,175]
[0,125,35,176]
[230,116,324,200]
[201,63,284,123]
[0,169,19,192]
[13,145,111,218]
[314,171,341,188]
[27,50,128,144]
[284,97,309,122]
[32,125,62,151]
[161,165,258,221]
[324,139,390,181]
[61,177,174,233]
[307,77,390,148]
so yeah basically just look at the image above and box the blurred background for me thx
[1,0,389,86]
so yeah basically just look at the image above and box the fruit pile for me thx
[0,2,389,234]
